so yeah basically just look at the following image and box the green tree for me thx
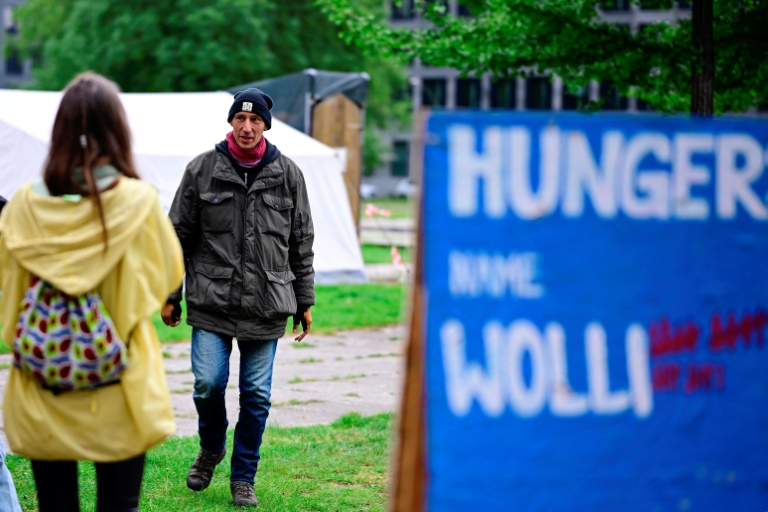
[14,0,274,91]
[316,0,768,116]
[255,0,411,172]
[13,0,409,172]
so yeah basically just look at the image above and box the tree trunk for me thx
[690,0,714,116]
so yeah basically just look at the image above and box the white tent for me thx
[0,89,366,283]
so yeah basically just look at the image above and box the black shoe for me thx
[231,481,259,507]
[186,448,226,491]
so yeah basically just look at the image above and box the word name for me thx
[449,250,544,299]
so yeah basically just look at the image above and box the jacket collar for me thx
[215,138,280,167]
[212,143,284,190]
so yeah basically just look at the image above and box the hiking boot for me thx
[186,448,226,491]
[231,481,259,507]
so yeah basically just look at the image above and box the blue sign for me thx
[422,112,768,511]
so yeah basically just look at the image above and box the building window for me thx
[457,2,471,16]
[638,0,675,10]
[4,8,22,77]
[562,84,590,111]
[391,141,410,177]
[525,77,552,110]
[5,48,22,76]
[423,0,448,14]
[599,83,628,110]
[490,79,517,109]
[456,78,481,108]
[638,23,655,36]
[390,0,416,20]
[637,98,654,111]
[599,0,631,11]
[422,78,447,107]
[393,82,413,103]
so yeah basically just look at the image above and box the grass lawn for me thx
[360,244,412,265]
[7,412,393,511]
[0,283,407,353]
[359,197,414,220]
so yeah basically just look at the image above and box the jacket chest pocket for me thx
[260,194,294,236]
[200,192,235,232]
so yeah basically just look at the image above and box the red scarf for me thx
[226,131,267,168]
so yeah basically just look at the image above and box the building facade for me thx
[370,0,694,191]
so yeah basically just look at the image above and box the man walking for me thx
[162,88,315,507]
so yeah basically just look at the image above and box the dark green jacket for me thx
[168,142,315,340]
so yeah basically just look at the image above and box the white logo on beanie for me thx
[242,102,253,112]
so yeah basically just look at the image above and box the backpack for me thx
[12,276,129,392]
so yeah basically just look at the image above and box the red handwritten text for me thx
[684,363,726,394]
[649,317,700,358]
[652,362,681,392]
[708,309,768,352]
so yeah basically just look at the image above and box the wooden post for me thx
[389,109,429,512]
[311,94,363,231]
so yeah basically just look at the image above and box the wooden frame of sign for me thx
[389,108,430,512]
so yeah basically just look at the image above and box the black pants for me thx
[31,453,146,512]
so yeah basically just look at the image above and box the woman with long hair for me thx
[0,72,184,511]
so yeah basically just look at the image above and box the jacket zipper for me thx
[242,173,248,276]
[241,201,247,292]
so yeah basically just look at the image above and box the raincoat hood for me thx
[1,176,185,462]
[0,178,156,296]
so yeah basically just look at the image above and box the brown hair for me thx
[43,71,140,251]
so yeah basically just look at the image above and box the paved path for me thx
[0,326,405,446]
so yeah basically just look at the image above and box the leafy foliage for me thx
[12,0,410,171]
[316,0,768,114]
[14,0,275,91]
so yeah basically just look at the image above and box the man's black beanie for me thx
[227,88,273,129]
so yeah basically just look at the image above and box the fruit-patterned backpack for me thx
[12,276,129,392]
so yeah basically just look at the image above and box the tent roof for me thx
[0,89,340,160]
[228,68,369,133]
[0,88,366,283]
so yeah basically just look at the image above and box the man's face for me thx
[230,112,265,150]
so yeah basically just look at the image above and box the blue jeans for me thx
[0,437,22,512]
[191,327,278,484]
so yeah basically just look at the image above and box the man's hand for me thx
[161,302,182,327]
[292,306,312,342]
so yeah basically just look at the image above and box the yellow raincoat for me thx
[0,178,184,462]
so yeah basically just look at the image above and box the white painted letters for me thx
[716,134,768,219]
[448,126,504,218]
[449,250,544,299]
[440,319,654,419]
[446,125,767,221]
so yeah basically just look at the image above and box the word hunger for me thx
[449,125,768,221]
